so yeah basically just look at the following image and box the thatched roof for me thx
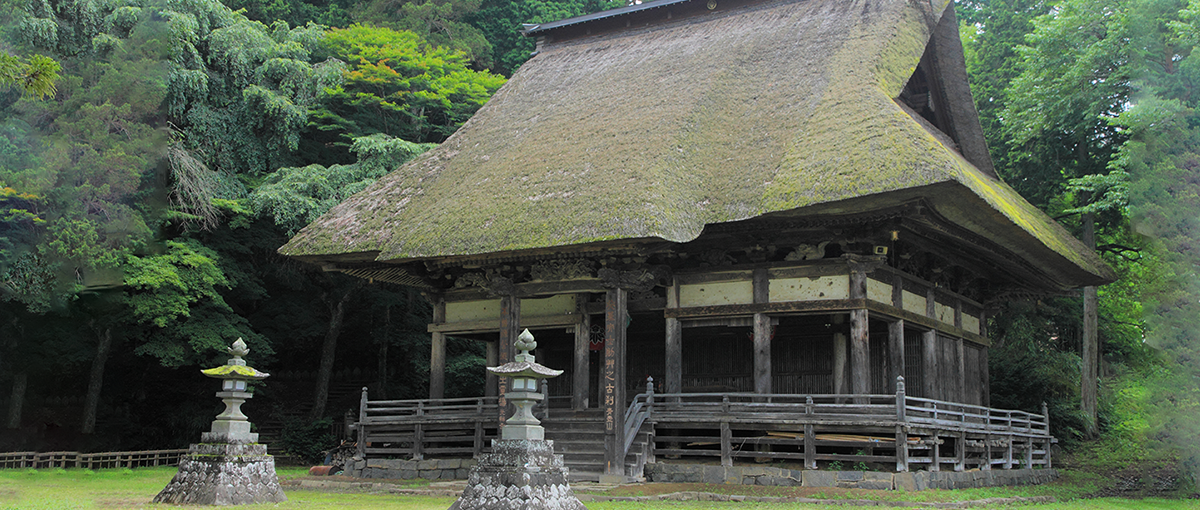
[282,0,1115,290]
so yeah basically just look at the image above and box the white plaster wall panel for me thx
[866,279,892,303]
[521,294,576,318]
[768,275,850,302]
[902,290,926,316]
[962,314,980,334]
[446,299,502,323]
[936,303,954,324]
[680,281,754,307]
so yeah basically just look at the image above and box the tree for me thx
[250,133,431,417]
[305,24,504,159]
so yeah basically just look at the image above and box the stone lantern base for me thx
[449,439,585,510]
[153,442,287,505]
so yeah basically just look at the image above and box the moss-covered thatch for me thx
[281,0,1114,290]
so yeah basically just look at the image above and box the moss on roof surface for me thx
[282,0,1112,287]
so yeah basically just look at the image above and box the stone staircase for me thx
[541,409,653,482]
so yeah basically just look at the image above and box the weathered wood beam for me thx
[665,279,682,395]
[753,268,771,395]
[923,287,938,401]
[485,340,498,398]
[850,267,870,395]
[833,314,848,395]
[429,299,447,400]
[442,278,606,301]
[889,274,905,393]
[603,288,628,477]
[428,313,582,333]
[573,293,590,411]
[498,295,519,426]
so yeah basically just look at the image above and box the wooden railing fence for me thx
[633,376,1053,473]
[0,449,188,469]
[353,389,502,460]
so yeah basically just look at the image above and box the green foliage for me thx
[467,0,619,76]
[250,133,433,233]
[278,416,335,465]
[307,24,505,151]
[0,52,60,98]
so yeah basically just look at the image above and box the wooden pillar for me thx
[980,310,990,407]
[603,288,628,476]
[573,294,591,410]
[923,287,938,400]
[429,299,446,400]
[752,268,771,394]
[953,299,965,403]
[485,340,499,397]
[665,279,682,395]
[890,276,905,392]
[849,268,870,394]
[498,295,520,424]
[832,314,848,395]
[955,338,965,404]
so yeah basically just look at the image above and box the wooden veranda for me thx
[350,376,1052,480]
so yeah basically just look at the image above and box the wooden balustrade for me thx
[0,449,189,469]
[354,388,502,460]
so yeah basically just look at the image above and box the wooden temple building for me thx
[282,0,1114,482]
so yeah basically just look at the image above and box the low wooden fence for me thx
[633,376,1053,473]
[353,390,502,460]
[0,449,188,469]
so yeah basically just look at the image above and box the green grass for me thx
[0,467,1197,509]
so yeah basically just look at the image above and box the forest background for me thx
[1,0,1198,488]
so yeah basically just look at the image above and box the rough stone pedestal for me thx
[449,439,585,510]
[153,442,287,505]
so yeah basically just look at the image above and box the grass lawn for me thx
[0,466,1197,509]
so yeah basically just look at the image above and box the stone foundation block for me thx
[153,443,286,505]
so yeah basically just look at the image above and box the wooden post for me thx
[603,288,628,477]
[429,299,446,400]
[413,401,425,461]
[1042,401,1052,469]
[498,295,520,426]
[485,340,499,397]
[931,430,941,472]
[804,396,816,469]
[890,275,906,392]
[720,420,733,467]
[923,287,938,400]
[752,269,772,394]
[573,294,591,410]
[474,397,485,456]
[849,270,870,394]
[1082,212,1099,437]
[1004,410,1014,469]
[833,314,848,395]
[955,337,965,404]
[980,310,991,407]
[983,408,992,471]
[666,279,682,395]
[955,430,965,472]
[356,387,368,460]
[895,376,908,472]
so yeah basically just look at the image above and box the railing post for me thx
[356,387,368,461]
[1042,402,1052,468]
[804,396,815,470]
[957,403,966,472]
[1004,410,1014,469]
[982,408,992,471]
[895,376,908,472]
[646,376,655,420]
[413,401,425,461]
[720,395,732,467]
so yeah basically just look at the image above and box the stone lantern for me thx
[486,329,562,441]
[449,329,584,510]
[200,338,269,443]
[153,338,287,505]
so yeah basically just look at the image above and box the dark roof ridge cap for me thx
[523,0,697,36]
